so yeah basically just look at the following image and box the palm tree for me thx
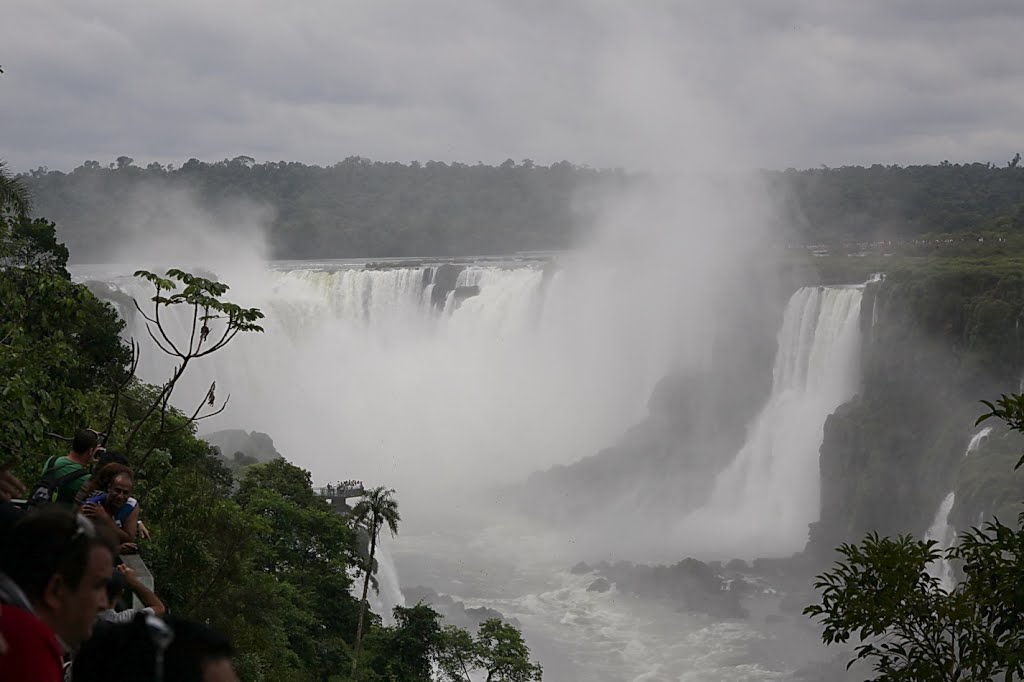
[350,486,400,679]
[0,160,31,218]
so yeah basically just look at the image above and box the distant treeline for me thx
[769,159,1024,245]
[19,156,1024,260]
[20,156,629,261]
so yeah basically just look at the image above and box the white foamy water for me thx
[79,258,701,526]
[392,527,830,682]
[365,543,405,625]
[675,286,864,557]
[75,261,853,680]
[925,426,992,590]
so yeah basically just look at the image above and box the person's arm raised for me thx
[117,564,166,617]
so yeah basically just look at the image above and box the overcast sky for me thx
[3,0,1023,173]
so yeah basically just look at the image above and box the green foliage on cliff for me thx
[0,212,131,466]
[806,398,1024,682]
[812,257,1024,557]
[0,187,540,680]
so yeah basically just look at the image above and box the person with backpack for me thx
[30,429,102,507]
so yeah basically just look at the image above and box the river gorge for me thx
[74,253,1024,680]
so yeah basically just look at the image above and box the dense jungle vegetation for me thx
[0,176,541,681]
[18,156,1024,261]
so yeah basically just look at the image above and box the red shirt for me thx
[0,603,64,682]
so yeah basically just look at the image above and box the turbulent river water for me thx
[75,257,865,680]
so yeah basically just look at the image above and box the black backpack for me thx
[27,456,90,507]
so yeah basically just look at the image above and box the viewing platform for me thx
[314,481,365,513]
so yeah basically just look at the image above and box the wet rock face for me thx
[586,578,611,593]
[452,285,480,305]
[83,280,137,325]
[402,585,519,632]
[430,263,465,308]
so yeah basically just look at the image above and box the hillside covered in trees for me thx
[20,157,628,261]
[18,157,1024,262]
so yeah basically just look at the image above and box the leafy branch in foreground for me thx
[121,269,264,465]
[805,395,1024,681]
[976,394,1024,470]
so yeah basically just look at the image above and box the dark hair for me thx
[96,449,129,470]
[0,506,117,604]
[164,616,236,681]
[77,463,135,505]
[72,614,234,682]
[71,429,100,455]
[71,613,164,682]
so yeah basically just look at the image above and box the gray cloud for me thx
[3,0,1024,171]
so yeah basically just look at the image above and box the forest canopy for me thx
[19,157,1024,261]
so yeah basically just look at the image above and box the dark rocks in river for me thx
[569,561,592,575]
[586,578,611,593]
[452,285,480,305]
[590,558,749,619]
[403,586,518,632]
[792,650,861,681]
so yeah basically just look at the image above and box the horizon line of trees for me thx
[17,155,1024,262]
[1,162,543,681]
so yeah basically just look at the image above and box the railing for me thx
[314,484,365,500]
[122,554,154,610]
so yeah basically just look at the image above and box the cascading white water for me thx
[677,285,864,557]
[365,544,405,624]
[925,426,992,590]
[924,492,958,591]
[93,258,691,531]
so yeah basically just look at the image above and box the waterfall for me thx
[925,426,992,590]
[364,543,406,625]
[86,259,688,529]
[924,492,958,591]
[679,285,864,557]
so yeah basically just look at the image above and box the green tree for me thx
[805,395,1024,681]
[434,624,479,682]
[474,619,543,682]
[434,619,542,682]
[236,459,362,679]
[361,603,443,682]
[350,486,401,679]
[0,160,31,218]
[0,213,130,468]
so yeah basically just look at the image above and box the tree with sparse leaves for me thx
[121,268,263,466]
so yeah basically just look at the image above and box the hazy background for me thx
[4,0,1024,173]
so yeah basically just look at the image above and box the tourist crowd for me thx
[0,428,240,681]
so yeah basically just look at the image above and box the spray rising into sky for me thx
[72,3,807,554]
